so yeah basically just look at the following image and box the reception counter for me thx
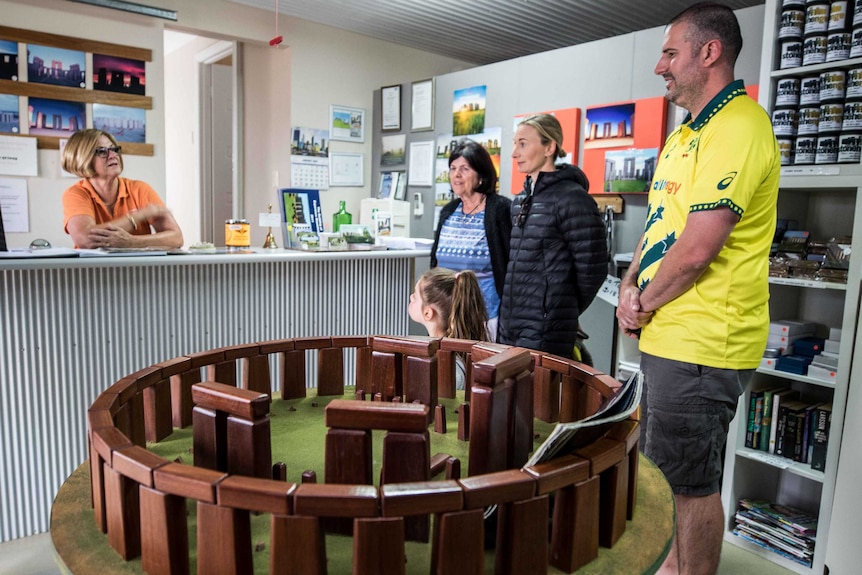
[0,248,430,542]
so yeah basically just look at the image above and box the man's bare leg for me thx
[658,492,724,575]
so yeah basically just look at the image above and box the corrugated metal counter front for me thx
[0,248,430,542]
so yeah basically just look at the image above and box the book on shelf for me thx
[734,510,815,552]
[769,389,798,454]
[745,390,761,449]
[810,403,832,472]
[759,387,786,452]
[775,399,809,458]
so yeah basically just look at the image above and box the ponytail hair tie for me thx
[455,272,461,280]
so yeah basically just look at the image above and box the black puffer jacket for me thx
[498,165,607,358]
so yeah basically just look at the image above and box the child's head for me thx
[409,268,489,341]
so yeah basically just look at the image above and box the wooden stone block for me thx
[92,426,133,467]
[436,350,457,399]
[446,457,461,481]
[281,349,307,400]
[272,462,286,482]
[430,453,449,477]
[227,414,272,479]
[533,366,560,423]
[302,470,317,484]
[223,343,260,361]
[469,341,512,362]
[372,335,440,357]
[494,495,549,575]
[207,359,237,388]
[153,463,226,504]
[191,381,270,419]
[331,335,369,348]
[324,399,428,433]
[439,337,478,352]
[270,515,325,575]
[89,439,107,533]
[217,475,294,516]
[192,405,227,471]
[458,469,536,510]
[512,370,534,469]
[242,354,271,399]
[434,404,446,434]
[355,389,366,400]
[431,509,484,575]
[187,349,225,370]
[140,486,189,575]
[381,431,432,542]
[258,338,295,354]
[353,517,406,575]
[127,390,146,448]
[170,370,199,429]
[549,475,599,572]
[112,445,170,488]
[471,347,532,387]
[292,483,379,518]
[404,355,438,419]
[457,403,470,441]
[584,384,603,419]
[104,462,141,560]
[143,378,172,443]
[293,336,331,350]
[599,456,629,548]
[559,374,578,424]
[373,392,383,402]
[575,438,626,476]
[468,382,513,477]
[372,350,401,400]
[325,428,373,486]
[355,346,373,395]
[627,444,639,520]
[317,347,344,396]
[380,480,464,518]
[523,454,590,496]
[155,355,192,379]
[196,501,252,575]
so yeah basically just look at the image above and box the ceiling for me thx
[229,0,765,65]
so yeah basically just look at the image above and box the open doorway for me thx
[164,30,242,244]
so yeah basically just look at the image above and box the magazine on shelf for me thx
[525,369,643,468]
[738,499,818,536]
[732,528,813,568]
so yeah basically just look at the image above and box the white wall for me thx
[1,0,470,248]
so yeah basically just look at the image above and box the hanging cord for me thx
[270,0,284,46]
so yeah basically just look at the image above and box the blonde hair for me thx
[518,114,566,159]
[61,129,124,178]
[419,268,489,341]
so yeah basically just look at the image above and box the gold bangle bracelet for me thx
[127,214,137,229]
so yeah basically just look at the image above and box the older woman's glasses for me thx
[94,146,122,158]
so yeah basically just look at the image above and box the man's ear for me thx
[702,38,723,67]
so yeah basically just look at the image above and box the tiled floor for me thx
[0,531,798,574]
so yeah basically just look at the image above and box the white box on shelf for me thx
[360,198,411,237]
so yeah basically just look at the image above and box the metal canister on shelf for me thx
[773,107,800,137]
[783,0,805,6]
[819,69,846,101]
[776,77,802,107]
[848,68,862,98]
[826,31,852,59]
[851,26,862,57]
[780,8,807,37]
[815,133,840,163]
[794,135,818,164]
[837,131,862,162]
[225,219,251,248]
[798,106,822,134]
[819,101,845,131]
[843,99,862,129]
[780,39,804,68]
[778,138,795,165]
[803,34,828,64]
[828,0,851,30]
[805,2,831,34]
[800,75,822,105]
[855,0,862,25]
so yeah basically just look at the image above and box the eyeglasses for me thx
[515,193,534,228]
[94,146,122,158]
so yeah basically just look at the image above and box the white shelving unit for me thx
[720,3,862,572]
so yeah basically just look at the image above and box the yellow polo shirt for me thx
[637,81,780,369]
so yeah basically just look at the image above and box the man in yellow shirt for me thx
[617,3,779,574]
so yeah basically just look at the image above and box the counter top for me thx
[0,246,431,270]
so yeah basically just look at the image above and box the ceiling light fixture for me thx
[67,0,178,21]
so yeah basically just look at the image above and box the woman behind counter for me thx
[61,129,183,249]
[430,139,511,340]
[499,114,607,358]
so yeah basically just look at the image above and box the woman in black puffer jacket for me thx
[499,114,607,358]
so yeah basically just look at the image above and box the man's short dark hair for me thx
[669,2,743,66]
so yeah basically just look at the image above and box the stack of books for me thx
[732,499,817,567]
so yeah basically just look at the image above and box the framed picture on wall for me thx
[381,84,401,131]
[411,78,434,132]
[330,105,365,143]
[330,151,364,186]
